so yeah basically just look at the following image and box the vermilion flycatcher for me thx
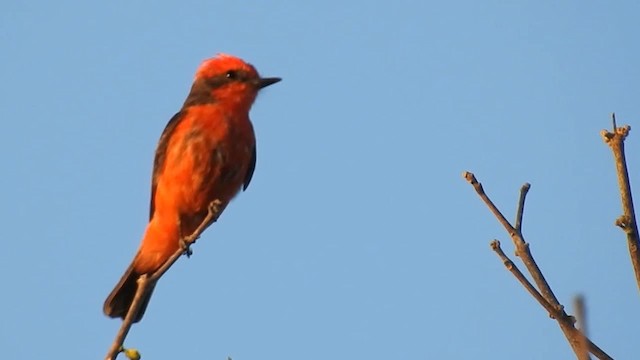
[103,54,280,322]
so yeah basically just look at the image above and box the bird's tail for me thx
[103,262,155,323]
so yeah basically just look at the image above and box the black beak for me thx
[257,77,281,89]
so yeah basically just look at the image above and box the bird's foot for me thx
[177,216,193,258]
[178,200,223,259]
[180,238,193,258]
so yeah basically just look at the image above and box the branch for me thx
[150,200,223,283]
[490,240,564,320]
[462,171,514,234]
[601,113,640,294]
[463,172,561,306]
[515,183,530,232]
[464,172,612,360]
[104,276,151,360]
[105,200,224,360]
[573,295,590,360]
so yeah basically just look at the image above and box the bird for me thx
[103,54,280,323]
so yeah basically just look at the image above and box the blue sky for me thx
[1,1,639,359]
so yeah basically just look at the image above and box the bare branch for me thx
[515,183,531,232]
[490,240,563,319]
[573,295,590,360]
[463,172,560,305]
[601,114,640,294]
[105,200,224,360]
[464,172,613,360]
[149,200,224,283]
[462,172,515,234]
[105,276,152,360]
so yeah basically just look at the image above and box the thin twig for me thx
[515,183,530,232]
[105,276,152,360]
[490,240,563,319]
[491,239,609,359]
[149,200,223,283]
[462,172,514,234]
[574,295,590,360]
[464,172,613,360]
[463,172,561,306]
[601,114,640,294]
[105,200,224,360]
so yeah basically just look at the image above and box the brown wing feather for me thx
[243,145,256,191]
[149,111,185,219]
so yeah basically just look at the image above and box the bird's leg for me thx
[177,215,193,258]
[178,200,222,258]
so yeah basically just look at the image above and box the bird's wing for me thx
[243,145,256,191]
[149,111,184,220]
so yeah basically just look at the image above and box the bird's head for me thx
[184,53,280,111]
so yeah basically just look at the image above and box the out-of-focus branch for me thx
[463,172,612,360]
[601,113,640,294]
[574,295,590,360]
[104,200,224,360]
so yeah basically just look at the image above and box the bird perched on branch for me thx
[103,54,280,323]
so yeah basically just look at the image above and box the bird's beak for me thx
[257,77,281,89]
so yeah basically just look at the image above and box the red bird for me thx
[104,54,280,322]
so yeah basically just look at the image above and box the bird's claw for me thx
[178,200,222,259]
[180,238,194,258]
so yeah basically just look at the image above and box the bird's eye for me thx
[225,70,238,79]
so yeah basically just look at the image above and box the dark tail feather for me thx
[103,263,156,323]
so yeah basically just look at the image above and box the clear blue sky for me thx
[1,1,639,359]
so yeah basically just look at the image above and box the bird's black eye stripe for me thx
[202,69,246,89]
